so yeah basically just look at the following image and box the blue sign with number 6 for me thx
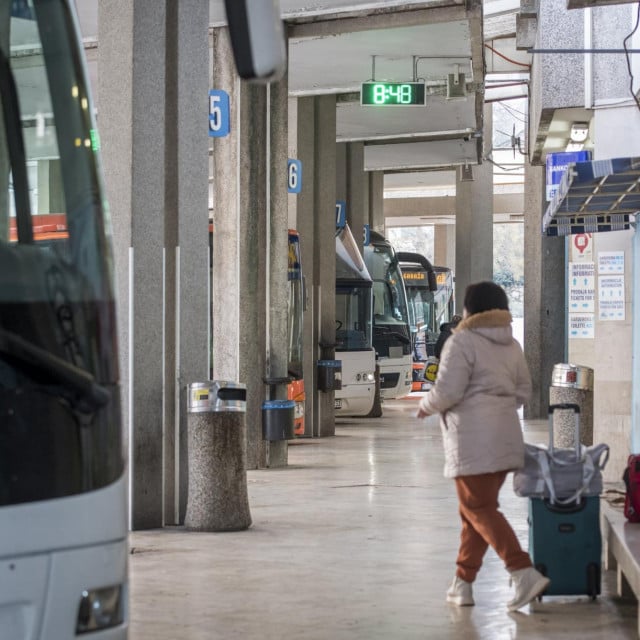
[209,89,229,137]
[288,159,302,193]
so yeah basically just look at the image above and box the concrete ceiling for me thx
[69,1,528,213]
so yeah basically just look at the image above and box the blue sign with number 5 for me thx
[209,90,230,137]
[288,159,302,193]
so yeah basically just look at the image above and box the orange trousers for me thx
[454,471,532,583]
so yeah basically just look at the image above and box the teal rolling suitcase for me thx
[528,496,601,598]
[527,403,601,599]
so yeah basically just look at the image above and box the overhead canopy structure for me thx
[542,157,640,236]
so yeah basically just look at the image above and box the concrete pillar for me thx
[295,98,316,437]
[523,161,565,419]
[315,96,337,437]
[164,0,210,523]
[266,64,290,468]
[336,142,347,202]
[296,96,337,437]
[369,170,384,235]
[434,225,455,271]
[455,106,493,312]
[98,0,166,529]
[211,28,268,469]
[347,143,366,254]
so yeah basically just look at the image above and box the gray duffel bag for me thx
[513,402,609,505]
[513,441,609,505]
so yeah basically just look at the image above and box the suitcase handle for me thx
[547,404,581,455]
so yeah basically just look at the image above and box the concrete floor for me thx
[129,397,637,639]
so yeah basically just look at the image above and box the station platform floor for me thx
[128,396,637,640]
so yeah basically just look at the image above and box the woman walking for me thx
[416,281,549,612]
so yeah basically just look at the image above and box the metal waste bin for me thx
[317,359,342,392]
[184,381,252,532]
[549,364,594,448]
[262,399,295,441]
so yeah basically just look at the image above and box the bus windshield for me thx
[364,239,411,357]
[0,0,123,507]
[336,284,372,351]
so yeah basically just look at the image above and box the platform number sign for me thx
[336,200,346,228]
[209,89,230,137]
[288,159,302,193]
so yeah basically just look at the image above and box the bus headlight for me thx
[76,585,124,634]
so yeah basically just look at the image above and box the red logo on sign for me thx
[573,233,592,254]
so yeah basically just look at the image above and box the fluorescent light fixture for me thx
[570,122,589,143]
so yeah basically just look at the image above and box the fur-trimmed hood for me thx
[454,309,513,346]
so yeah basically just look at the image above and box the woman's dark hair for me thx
[463,281,509,316]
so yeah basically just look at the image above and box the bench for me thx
[601,501,640,636]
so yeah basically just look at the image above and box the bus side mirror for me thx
[428,272,438,292]
[223,0,287,82]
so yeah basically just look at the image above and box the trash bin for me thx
[262,399,295,441]
[549,364,594,448]
[184,381,252,532]
[317,359,342,392]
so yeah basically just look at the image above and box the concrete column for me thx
[347,143,366,254]
[266,65,290,468]
[455,107,493,311]
[211,28,268,469]
[296,96,337,437]
[336,142,366,251]
[163,0,210,524]
[295,98,316,437]
[315,96,337,437]
[369,171,384,235]
[523,161,565,419]
[434,225,455,271]
[336,142,347,202]
[98,0,166,529]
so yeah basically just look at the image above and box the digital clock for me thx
[360,81,426,106]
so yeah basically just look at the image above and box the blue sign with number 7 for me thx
[209,90,230,137]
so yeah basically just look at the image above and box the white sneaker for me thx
[446,576,475,606]
[507,567,550,612]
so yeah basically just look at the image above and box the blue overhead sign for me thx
[546,150,591,202]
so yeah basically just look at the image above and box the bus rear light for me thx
[76,584,124,634]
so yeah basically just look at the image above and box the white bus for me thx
[364,232,413,400]
[0,1,127,637]
[335,225,376,417]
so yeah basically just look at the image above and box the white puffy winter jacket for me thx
[418,309,532,478]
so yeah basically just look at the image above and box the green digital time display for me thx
[360,81,425,106]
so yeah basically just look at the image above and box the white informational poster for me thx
[569,313,595,339]
[598,275,626,321]
[568,262,595,312]
[598,251,625,274]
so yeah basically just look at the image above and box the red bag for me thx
[623,454,640,523]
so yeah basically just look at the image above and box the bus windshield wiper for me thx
[374,325,411,345]
[0,327,110,410]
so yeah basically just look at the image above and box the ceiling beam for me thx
[287,3,467,40]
